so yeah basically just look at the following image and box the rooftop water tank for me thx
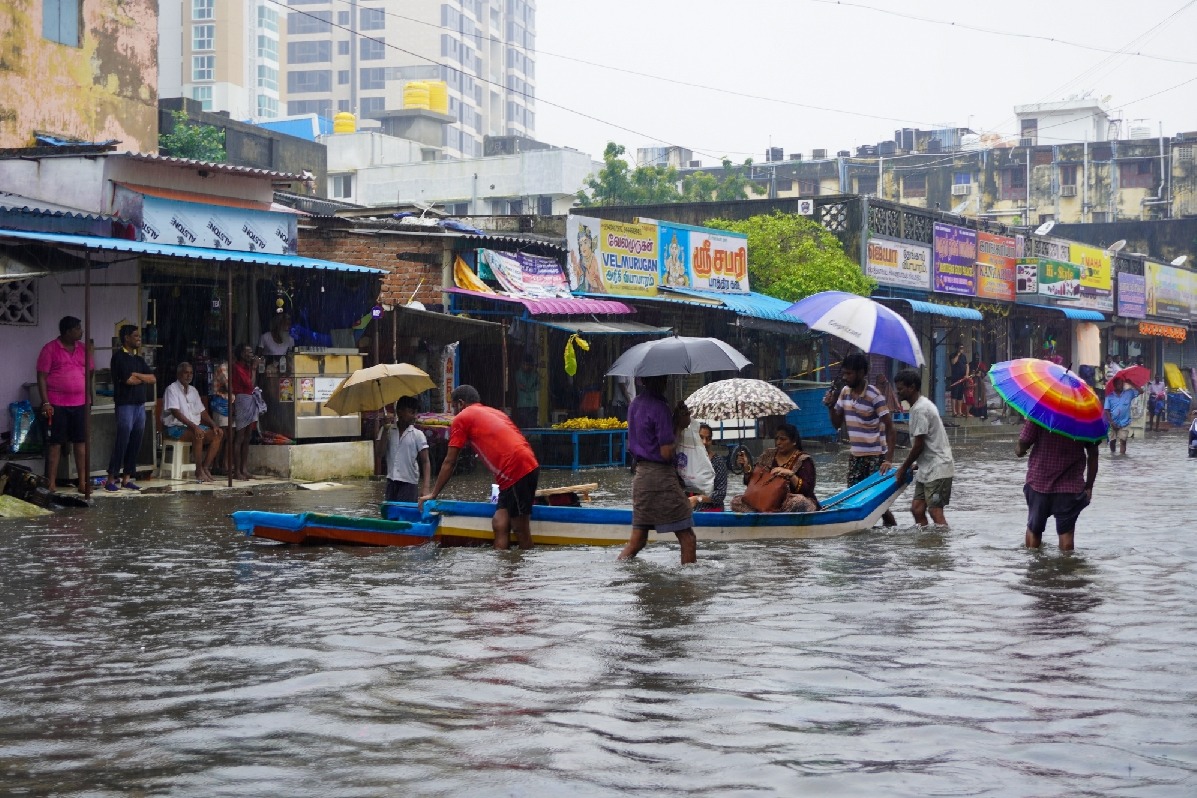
[427,81,449,114]
[404,81,431,110]
[333,112,356,134]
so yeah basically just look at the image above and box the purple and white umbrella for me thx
[783,291,924,367]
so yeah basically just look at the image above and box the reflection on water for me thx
[1,437,1196,795]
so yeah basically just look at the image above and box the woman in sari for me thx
[731,423,818,513]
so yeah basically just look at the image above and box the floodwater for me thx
[2,434,1195,796]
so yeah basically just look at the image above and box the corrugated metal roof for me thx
[1056,307,1106,321]
[0,192,113,222]
[668,288,803,323]
[878,297,983,320]
[446,287,633,316]
[117,152,304,180]
[527,319,671,335]
[0,229,383,273]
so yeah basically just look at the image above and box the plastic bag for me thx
[675,421,714,496]
[8,400,42,455]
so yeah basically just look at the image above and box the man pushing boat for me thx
[418,385,540,550]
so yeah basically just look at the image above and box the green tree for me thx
[577,143,765,206]
[158,110,227,162]
[705,211,874,301]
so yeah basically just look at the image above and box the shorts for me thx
[1024,483,1090,536]
[950,382,965,401]
[165,424,211,440]
[1110,427,1129,442]
[497,468,539,519]
[847,454,885,486]
[385,480,419,503]
[913,477,953,508]
[1149,397,1166,415]
[46,404,87,445]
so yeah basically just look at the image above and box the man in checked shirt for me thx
[1015,420,1100,551]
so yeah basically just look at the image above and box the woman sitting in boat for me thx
[731,423,819,513]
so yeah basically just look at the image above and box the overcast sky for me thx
[534,0,1197,165]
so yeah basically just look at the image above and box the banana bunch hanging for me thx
[564,333,590,376]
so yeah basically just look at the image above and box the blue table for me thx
[524,428,628,470]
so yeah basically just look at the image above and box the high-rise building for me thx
[160,0,283,121]
[162,0,537,157]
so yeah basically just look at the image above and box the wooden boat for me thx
[231,471,905,548]
[382,470,905,547]
[230,511,438,546]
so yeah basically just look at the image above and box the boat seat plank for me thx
[534,483,598,502]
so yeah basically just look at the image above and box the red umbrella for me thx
[1104,364,1149,395]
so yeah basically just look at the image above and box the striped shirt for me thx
[835,384,890,457]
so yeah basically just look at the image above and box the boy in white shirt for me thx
[383,395,430,503]
[892,368,955,528]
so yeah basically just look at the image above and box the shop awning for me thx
[446,287,632,315]
[666,288,802,324]
[390,302,502,343]
[526,319,672,336]
[1053,307,1106,321]
[0,229,383,273]
[877,297,983,320]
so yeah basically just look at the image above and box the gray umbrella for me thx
[605,336,751,378]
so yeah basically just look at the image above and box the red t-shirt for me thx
[232,361,256,395]
[448,404,538,489]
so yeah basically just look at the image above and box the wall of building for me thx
[296,224,446,310]
[0,0,159,151]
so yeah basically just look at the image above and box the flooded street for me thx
[2,434,1195,796]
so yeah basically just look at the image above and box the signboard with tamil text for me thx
[865,237,931,290]
[933,223,977,296]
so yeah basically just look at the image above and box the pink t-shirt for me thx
[36,338,93,406]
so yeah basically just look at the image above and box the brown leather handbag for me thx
[740,463,790,512]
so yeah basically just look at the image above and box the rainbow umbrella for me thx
[988,358,1108,443]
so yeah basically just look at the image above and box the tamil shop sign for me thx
[933,223,976,296]
[1138,321,1186,342]
[975,232,1017,302]
[1117,272,1147,319]
[566,216,749,297]
[865,237,931,290]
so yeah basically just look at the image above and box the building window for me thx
[360,67,386,90]
[331,174,353,199]
[1060,164,1077,186]
[903,174,927,198]
[0,278,37,326]
[287,70,332,93]
[288,10,331,35]
[337,99,350,112]
[360,37,385,60]
[337,40,350,56]
[856,175,878,195]
[192,0,213,20]
[257,6,278,32]
[337,70,349,85]
[953,172,971,185]
[257,35,278,60]
[1119,160,1155,189]
[256,95,278,118]
[360,8,385,29]
[257,65,278,91]
[287,40,331,63]
[43,0,80,46]
[287,99,332,116]
[192,24,215,51]
[359,97,387,116]
[1032,148,1052,166]
[337,10,350,24]
[1001,168,1026,201]
[192,55,215,81]
[191,85,213,111]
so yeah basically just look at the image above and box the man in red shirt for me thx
[36,316,93,493]
[1016,420,1099,551]
[419,385,540,550]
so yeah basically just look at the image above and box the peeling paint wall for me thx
[0,0,158,151]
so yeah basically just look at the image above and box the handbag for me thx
[740,463,790,513]
[676,422,715,496]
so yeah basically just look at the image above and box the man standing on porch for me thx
[37,316,93,493]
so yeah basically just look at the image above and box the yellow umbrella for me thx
[323,363,435,415]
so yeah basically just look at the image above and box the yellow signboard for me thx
[1069,243,1111,290]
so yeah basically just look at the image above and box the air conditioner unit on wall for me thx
[1060,185,1077,197]
[1019,137,1035,147]
[951,183,970,196]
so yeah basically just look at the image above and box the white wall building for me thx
[1014,98,1112,146]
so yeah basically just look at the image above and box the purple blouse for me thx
[627,392,675,463]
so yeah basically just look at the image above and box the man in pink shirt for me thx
[36,316,93,492]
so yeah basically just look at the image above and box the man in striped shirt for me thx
[827,352,898,527]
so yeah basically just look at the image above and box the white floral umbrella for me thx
[684,378,798,421]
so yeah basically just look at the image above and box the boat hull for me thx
[383,470,906,547]
[231,511,437,547]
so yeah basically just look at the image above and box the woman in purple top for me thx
[618,375,697,564]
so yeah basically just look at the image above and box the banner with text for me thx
[933,223,977,296]
[1145,261,1192,320]
[1117,272,1146,319]
[477,249,569,297]
[658,222,750,293]
[866,237,932,290]
[975,232,1017,301]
